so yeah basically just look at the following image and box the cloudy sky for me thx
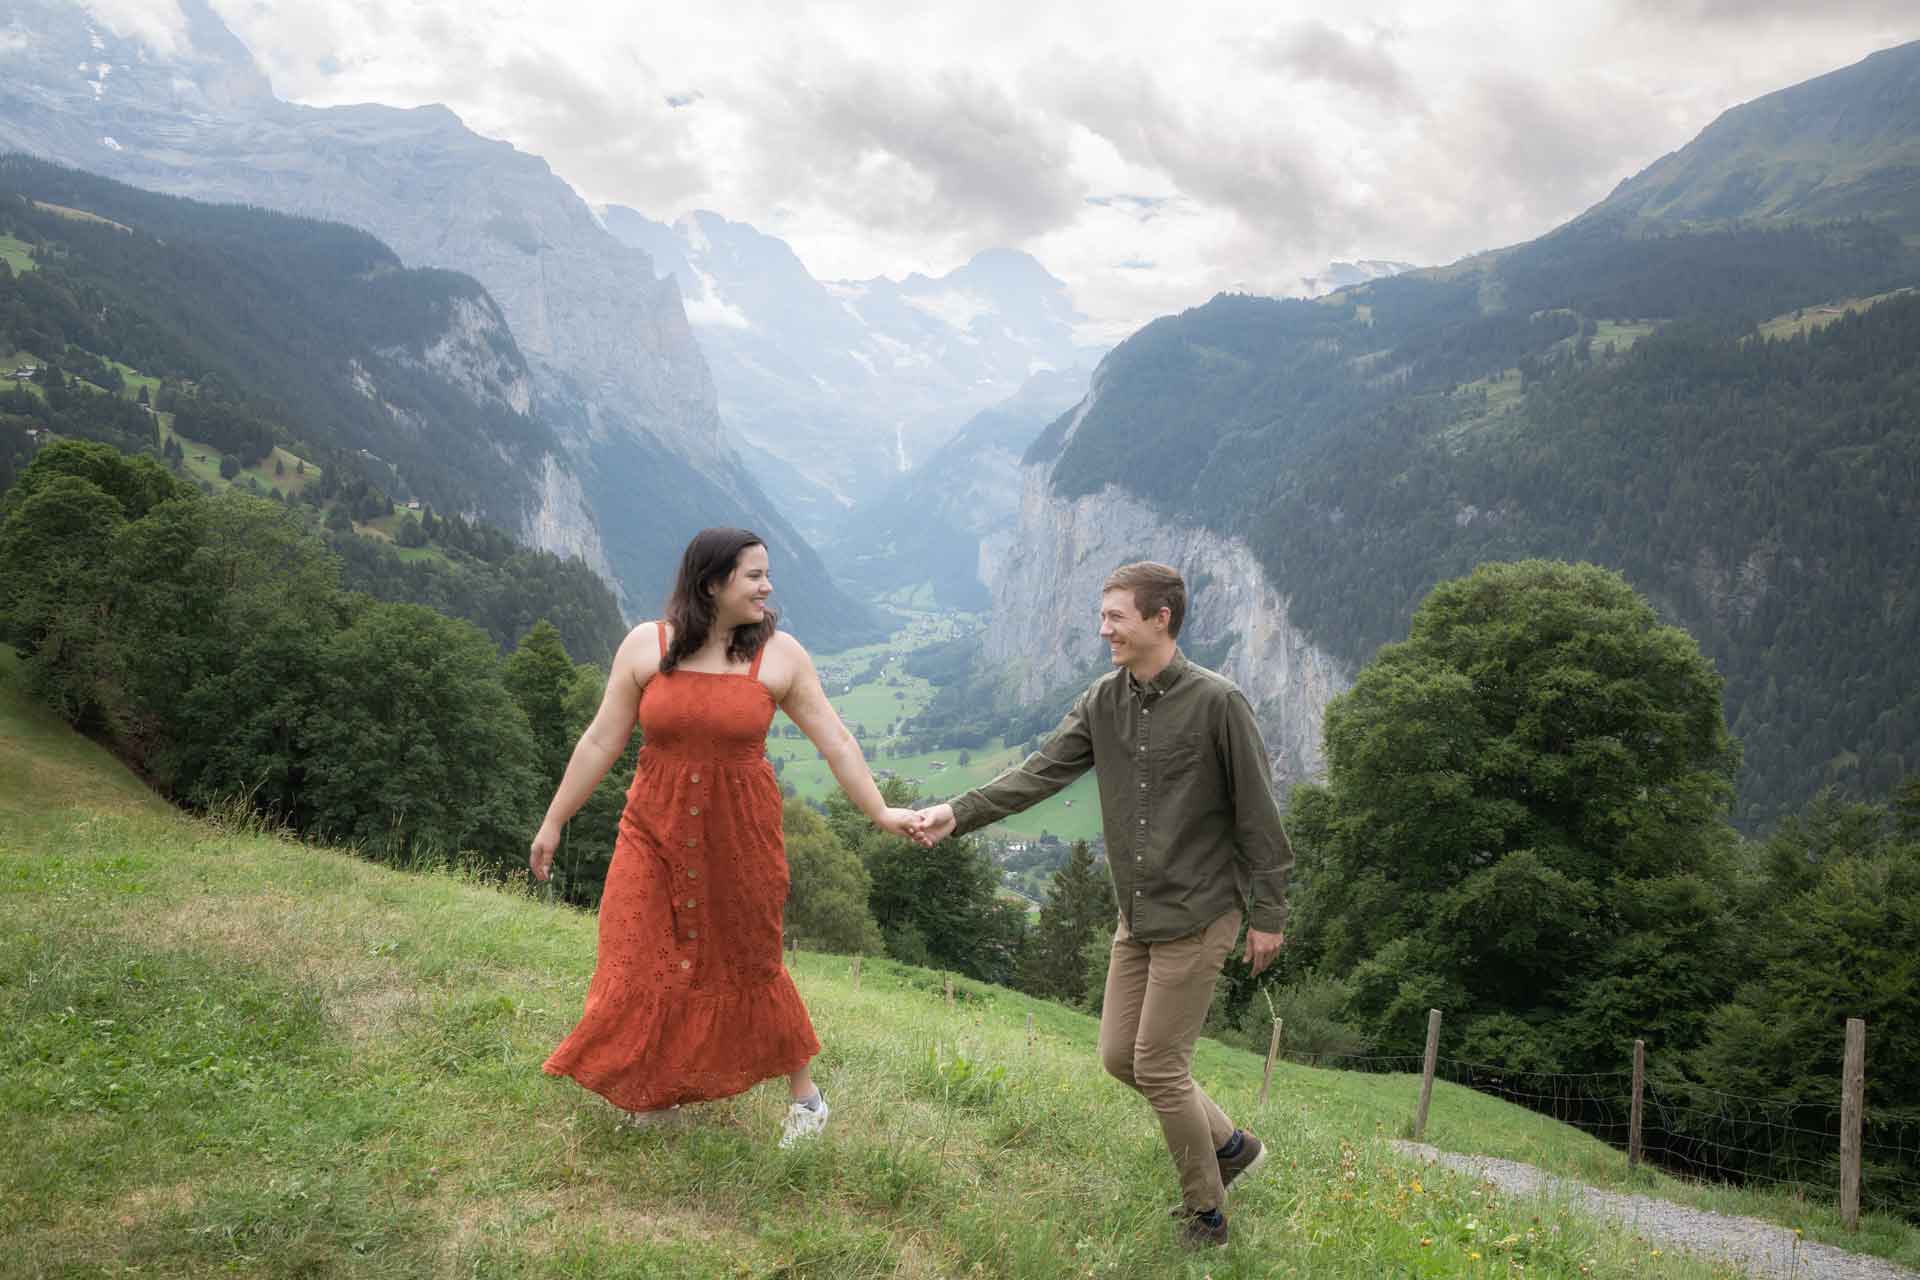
[99,0,1918,341]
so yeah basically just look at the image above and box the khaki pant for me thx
[1097,908,1242,1212]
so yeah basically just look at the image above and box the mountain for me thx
[599,207,1099,540]
[1590,40,1920,235]
[985,39,1920,831]
[827,365,1094,609]
[0,0,880,647]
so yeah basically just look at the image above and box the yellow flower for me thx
[1470,1251,1483,1262]
[1420,1237,1434,1247]
[1411,1180,1424,1194]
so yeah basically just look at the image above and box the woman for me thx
[531,527,916,1145]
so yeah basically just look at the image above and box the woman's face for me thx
[712,542,772,629]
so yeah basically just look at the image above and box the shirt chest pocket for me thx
[1161,732,1208,782]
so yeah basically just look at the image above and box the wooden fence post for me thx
[1629,1039,1646,1169]
[1841,1017,1867,1231]
[850,955,862,989]
[1260,1018,1284,1106]
[1414,1009,1443,1141]
[1027,1011,1035,1051]
[945,975,954,1009]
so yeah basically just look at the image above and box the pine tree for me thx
[1018,840,1113,1003]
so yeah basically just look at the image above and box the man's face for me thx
[1099,588,1164,667]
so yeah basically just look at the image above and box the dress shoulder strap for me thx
[748,637,768,681]
[657,621,669,659]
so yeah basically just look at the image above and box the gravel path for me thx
[1390,1141,1917,1280]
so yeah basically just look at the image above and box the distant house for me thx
[929,761,947,772]
[404,499,422,510]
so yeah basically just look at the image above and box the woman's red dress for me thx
[543,628,819,1110]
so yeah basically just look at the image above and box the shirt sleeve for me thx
[1220,688,1294,932]
[950,689,1096,837]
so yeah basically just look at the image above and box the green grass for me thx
[1755,288,1917,341]
[1592,319,1659,354]
[6,654,1920,1276]
[163,424,321,500]
[0,233,36,274]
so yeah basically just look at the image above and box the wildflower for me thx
[1420,1237,1434,1248]
[1411,1180,1423,1194]
[1470,1251,1483,1262]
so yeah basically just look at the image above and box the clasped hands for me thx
[873,802,955,847]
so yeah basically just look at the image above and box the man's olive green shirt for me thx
[949,651,1293,942]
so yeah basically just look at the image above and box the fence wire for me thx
[1272,1039,1920,1220]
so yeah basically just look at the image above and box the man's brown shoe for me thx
[1219,1130,1267,1195]
[1180,1209,1229,1249]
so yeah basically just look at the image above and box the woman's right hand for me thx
[529,822,559,882]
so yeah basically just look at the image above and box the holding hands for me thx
[868,804,955,846]
[905,803,954,847]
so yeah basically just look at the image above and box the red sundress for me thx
[542,626,820,1110]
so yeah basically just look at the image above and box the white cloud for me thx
[83,0,187,57]
[167,0,1917,338]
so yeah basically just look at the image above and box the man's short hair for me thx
[1104,561,1187,638]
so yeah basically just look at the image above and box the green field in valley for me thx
[0,233,37,274]
[773,613,1103,845]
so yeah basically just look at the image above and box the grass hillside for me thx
[4,655,1916,1278]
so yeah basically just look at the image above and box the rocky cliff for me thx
[984,416,1349,787]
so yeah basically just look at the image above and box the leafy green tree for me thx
[1680,784,1920,1212]
[144,494,343,808]
[300,601,541,866]
[831,783,1026,982]
[1287,560,1742,1069]
[1016,840,1112,1003]
[505,620,577,785]
[0,473,126,727]
[782,799,884,954]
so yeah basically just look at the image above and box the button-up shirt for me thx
[948,650,1293,942]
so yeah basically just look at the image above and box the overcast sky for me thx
[102,0,1919,342]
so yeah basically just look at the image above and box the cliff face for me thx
[984,458,1349,788]
[0,0,880,644]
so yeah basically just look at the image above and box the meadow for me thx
[6,655,1919,1278]
[769,615,1102,845]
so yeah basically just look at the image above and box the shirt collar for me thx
[1128,648,1189,700]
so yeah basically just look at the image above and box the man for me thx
[911,561,1292,1249]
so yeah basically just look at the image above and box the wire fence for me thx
[1271,1040,1920,1222]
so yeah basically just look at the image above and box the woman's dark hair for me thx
[661,527,777,673]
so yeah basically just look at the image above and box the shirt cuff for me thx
[949,792,990,837]
[1248,903,1288,934]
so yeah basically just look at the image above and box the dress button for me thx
[679,959,691,970]
[685,897,697,909]
[686,929,699,940]
[689,805,700,816]
[1139,782,1147,789]
[1138,818,1146,825]
[687,868,698,879]
[1134,889,1142,897]
[686,837,698,848]
[690,773,700,784]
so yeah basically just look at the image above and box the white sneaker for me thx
[778,1093,829,1148]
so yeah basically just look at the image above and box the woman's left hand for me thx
[874,807,921,839]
